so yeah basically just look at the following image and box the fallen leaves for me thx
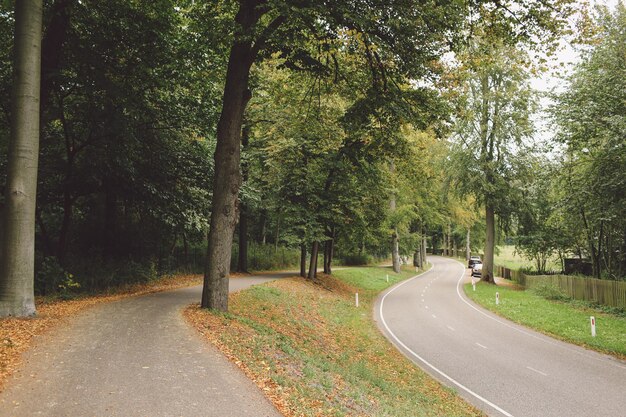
[184,274,485,417]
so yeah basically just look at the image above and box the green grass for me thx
[190,264,484,417]
[494,245,561,272]
[332,264,419,292]
[464,282,626,358]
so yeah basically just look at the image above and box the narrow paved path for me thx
[375,256,626,417]
[1,274,289,417]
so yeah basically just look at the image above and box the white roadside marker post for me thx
[355,292,359,307]
[415,266,418,273]
[590,316,596,337]
[496,292,500,305]
[472,277,476,291]
[386,274,389,283]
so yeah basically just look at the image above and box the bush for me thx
[232,243,301,271]
[340,253,371,266]
[532,284,569,301]
[36,257,68,295]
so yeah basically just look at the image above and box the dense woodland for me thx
[0,0,624,316]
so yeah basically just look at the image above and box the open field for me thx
[494,245,561,272]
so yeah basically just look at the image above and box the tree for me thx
[515,158,566,273]
[448,33,536,283]
[201,0,471,310]
[551,3,626,279]
[0,0,43,316]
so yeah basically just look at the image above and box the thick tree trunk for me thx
[0,0,43,317]
[308,241,319,280]
[466,228,471,261]
[201,1,264,311]
[483,204,496,283]
[300,243,307,277]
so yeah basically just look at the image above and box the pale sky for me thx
[531,0,623,148]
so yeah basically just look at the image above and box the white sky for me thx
[531,0,623,148]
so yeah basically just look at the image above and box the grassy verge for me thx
[0,273,204,391]
[464,282,626,359]
[185,266,484,417]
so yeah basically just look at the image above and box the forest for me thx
[0,0,624,316]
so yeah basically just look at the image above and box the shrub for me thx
[340,253,371,266]
[532,284,569,301]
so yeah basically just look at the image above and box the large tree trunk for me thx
[466,228,471,261]
[308,241,319,280]
[0,0,43,317]
[483,204,496,283]
[201,1,267,311]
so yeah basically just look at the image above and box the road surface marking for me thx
[447,325,455,331]
[379,270,515,417]
[452,260,626,371]
[526,366,548,376]
[475,343,488,349]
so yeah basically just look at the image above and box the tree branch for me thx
[250,14,287,62]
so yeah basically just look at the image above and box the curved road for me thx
[0,275,287,417]
[375,256,626,417]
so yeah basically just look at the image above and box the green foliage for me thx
[531,284,569,301]
[231,243,301,272]
[57,273,81,300]
[550,4,626,279]
[339,253,372,266]
[36,257,67,295]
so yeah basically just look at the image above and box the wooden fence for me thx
[495,265,626,309]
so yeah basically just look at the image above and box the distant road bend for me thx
[375,256,626,417]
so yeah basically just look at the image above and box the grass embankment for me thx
[464,282,626,359]
[0,273,204,391]
[185,266,484,417]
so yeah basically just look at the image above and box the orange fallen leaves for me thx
[185,275,485,417]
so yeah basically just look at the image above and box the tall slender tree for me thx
[0,0,43,316]
[449,36,535,283]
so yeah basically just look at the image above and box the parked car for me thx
[471,262,483,278]
[468,256,481,268]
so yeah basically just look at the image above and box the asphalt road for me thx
[375,256,626,417]
[0,275,288,417]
